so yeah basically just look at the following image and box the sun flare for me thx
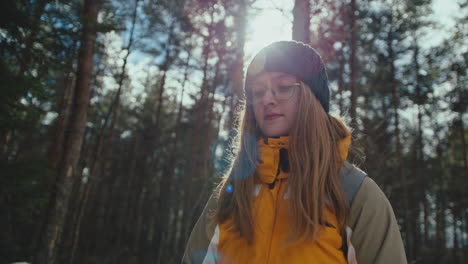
[245,1,294,59]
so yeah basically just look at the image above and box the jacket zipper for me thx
[265,166,282,264]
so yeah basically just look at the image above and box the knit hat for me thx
[245,41,330,113]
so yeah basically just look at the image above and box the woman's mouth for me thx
[265,114,282,120]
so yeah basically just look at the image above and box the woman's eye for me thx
[253,90,265,98]
[278,85,293,92]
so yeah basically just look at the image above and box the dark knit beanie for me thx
[245,41,330,113]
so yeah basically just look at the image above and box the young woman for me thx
[182,41,407,264]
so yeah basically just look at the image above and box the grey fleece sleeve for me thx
[181,194,218,264]
[349,177,407,264]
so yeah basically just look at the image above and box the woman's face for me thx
[249,72,300,137]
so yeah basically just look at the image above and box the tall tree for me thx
[292,0,310,43]
[228,0,248,130]
[68,1,140,263]
[349,0,358,125]
[35,1,100,263]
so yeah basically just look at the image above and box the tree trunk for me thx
[83,2,139,260]
[453,206,459,263]
[454,68,467,179]
[155,47,191,261]
[47,37,79,170]
[140,22,176,262]
[34,1,100,263]
[387,10,411,259]
[229,0,247,129]
[454,67,466,264]
[338,52,345,115]
[292,0,310,44]
[169,52,192,260]
[48,73,76,169]
[349,0,358,126]
[153,22,175,135]
[181,13,215,248]
[413,39,429,247]
[435,192,445,260]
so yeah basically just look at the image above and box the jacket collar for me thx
[255,134,351,185]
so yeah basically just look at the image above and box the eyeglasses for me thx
[247,83,300,105]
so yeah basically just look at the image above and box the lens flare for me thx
[226,184,234,194]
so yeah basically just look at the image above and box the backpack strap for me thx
[339,161,367,259]
[339,161,367,208]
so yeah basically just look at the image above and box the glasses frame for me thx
[246,82,301,105]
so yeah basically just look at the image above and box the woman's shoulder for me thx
[350,174,392,214]
[344,168,407,263]
[339,161,367,208]
[339,161,393,216]
[339,162,398,227]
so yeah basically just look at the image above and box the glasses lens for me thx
[248,88,265,104]
[276,85,296,100]
[247,83,299,104]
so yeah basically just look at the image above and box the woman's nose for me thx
[261,89,277,105]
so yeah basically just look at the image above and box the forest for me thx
[0,0,466,263]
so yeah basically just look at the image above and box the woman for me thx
[182,41,406,264]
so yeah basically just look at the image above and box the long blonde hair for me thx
[215,82,350,244]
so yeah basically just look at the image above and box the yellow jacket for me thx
[218,137,347,263]
[182,137,407,264]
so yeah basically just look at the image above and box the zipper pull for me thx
[268,180,276,189]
